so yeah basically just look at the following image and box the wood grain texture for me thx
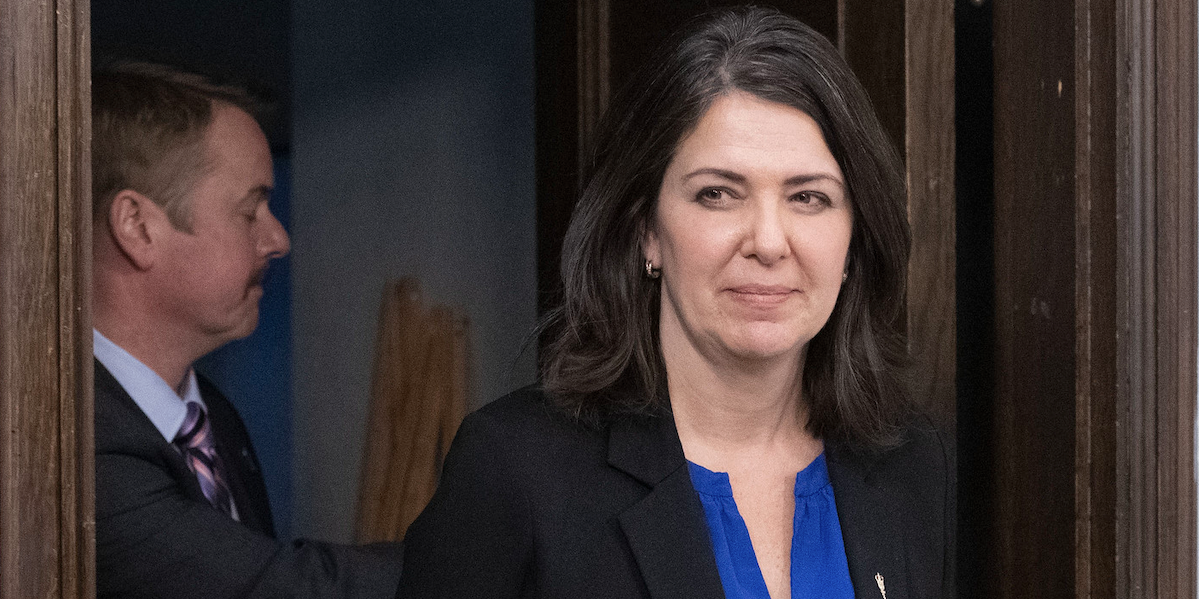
[903,0,956,431]
[842,0,957,431]
[993,0,1079,597]
[576,0,609,162]
[840,0,906,161]
[1114,0,1198,596]
[1153,0,1197,594]
[356,281,469,543]
[0,0,92,597]
[1073,0,1118,597]
[55,0,94,596]
[1118,0,1198,596]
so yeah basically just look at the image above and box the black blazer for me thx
[95,359,403,599]
[398,387,953,599]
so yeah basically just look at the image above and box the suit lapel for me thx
[828,446,911,599]
[608,413,725,599]
[93,359,210,505]
[196,375,276,537]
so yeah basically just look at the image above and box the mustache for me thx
[250,265,269,288]
[250,257,288,289]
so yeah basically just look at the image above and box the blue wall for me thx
[291,0,537,542]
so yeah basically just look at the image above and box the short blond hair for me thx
[91,62,259,231]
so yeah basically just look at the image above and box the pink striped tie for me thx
[174,401,235,517]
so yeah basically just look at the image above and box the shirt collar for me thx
[93,329,206,442]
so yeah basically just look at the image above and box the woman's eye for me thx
[696,188,728,204]
[793,191,828,206]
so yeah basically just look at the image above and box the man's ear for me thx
[107,190,169,271]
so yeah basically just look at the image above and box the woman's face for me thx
[645,91,853,368]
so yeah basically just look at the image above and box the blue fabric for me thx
[688,453,855,599]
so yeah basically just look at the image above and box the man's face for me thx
[154,103,290,352]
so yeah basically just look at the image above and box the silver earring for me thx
[842,271,848,283]
[645,259,661,279]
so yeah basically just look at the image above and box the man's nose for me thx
[260,209,291,260]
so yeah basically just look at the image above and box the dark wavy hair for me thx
[540,6,912,449]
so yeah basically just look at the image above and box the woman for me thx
[397,7,953,598]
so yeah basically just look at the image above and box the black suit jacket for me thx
[397,387,954,598]
[95,359,403,599]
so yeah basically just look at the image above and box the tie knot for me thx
[174,401,209,449]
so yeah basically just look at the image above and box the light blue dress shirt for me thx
[94,329,238,520]
[93,329,205,442]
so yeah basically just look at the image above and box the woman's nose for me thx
[740,200,790,265]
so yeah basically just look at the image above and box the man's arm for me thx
[95,365,402,599]
[96,437,402,599]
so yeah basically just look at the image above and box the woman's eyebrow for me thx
[682,168,845,190]
[682,168,746,183]
[783,173,845,190]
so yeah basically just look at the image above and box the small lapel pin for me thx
[875,573,887,599]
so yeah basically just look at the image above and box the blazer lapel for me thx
[94,359,210,505]
[197,376,275,536]
[828,446,911,599]
[608,413,725,599]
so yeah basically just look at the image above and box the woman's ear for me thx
[107,189,169,271]
[641,220,661,267]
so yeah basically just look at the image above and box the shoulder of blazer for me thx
[470,385,686,484]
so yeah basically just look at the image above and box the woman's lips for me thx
[726,285,798,305]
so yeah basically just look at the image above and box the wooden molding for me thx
[1115,0,1198,596]
[992,0,1079,595]
[0,0,94,597]
[840,0,957,432]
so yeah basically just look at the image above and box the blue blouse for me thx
[687,453,855,599]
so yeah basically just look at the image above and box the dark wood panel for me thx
[992,0,1078,597]
[840,0,905,158]
[901,0,956,431]
[0,0,93,597]
[1073,0,1118,596]
[1151,1,1197,594]
[607,0,836,96]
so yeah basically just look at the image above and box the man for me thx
[92,62,401,598]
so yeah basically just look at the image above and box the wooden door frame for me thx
[991,0,1195,596]
[0,0,94,597]
[1114,0,1197,595]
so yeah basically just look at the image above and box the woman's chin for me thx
[717,331,808,364]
